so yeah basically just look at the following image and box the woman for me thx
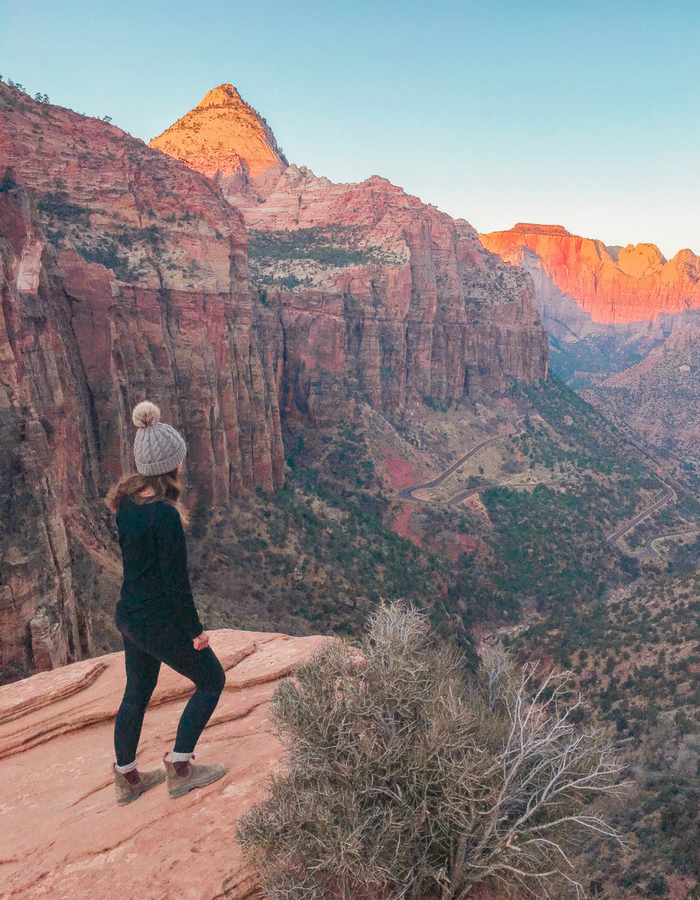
[106,401,226,805]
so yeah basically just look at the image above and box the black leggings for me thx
[114,616,225,767]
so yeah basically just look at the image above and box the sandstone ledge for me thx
[0,630,329,900]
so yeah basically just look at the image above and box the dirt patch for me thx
[390,504,423,547]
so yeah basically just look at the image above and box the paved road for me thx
[397,417,528,504]
[606,481,676,547]
[396,414,681,550]
[640,528,700,558]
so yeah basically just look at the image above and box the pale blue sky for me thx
[2,0,698,257]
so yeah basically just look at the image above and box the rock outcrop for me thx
[0,629,328,900]
[149,84,288,207]
[480,223,700,339]
[152,87,550,422]
[0,83,284,678]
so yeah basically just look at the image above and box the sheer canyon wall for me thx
[481,223,700,342]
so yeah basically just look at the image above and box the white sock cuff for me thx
[171,751,193,763]
[115,759,138,774]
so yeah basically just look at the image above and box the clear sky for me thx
[2,0,698,257]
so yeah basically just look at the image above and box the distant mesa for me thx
[480,222,700,335]
[511,223,571,236]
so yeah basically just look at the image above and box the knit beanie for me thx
[132,401,187,476]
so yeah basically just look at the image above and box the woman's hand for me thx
[193,632,209,650]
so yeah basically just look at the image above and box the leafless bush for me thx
[237,603,626,900]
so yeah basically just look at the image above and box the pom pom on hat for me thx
[131,401,187,476]
[132,401,161,429]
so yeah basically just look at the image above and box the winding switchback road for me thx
[397,415,679,549]
[397,417,528,505]
[606,480,676,547]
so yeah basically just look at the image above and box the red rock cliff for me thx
[0,83,284,678]
[480,223,700,330]
[153,87,550,422]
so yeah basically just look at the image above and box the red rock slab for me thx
[0,629,329,900]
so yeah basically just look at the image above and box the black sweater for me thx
[116,496,203,639]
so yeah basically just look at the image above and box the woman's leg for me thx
[170,646,226,755]
[120,619,225,756]
[114,632,162,767]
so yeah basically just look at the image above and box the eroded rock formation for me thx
[480,223,700,339]
[0,629,328,900]
[152,87,550,422]
[1,82,548,680]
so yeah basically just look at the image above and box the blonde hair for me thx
[105,468,189,526]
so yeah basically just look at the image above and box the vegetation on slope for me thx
[186,419,483,661]
[512,567,700,895]
[239,604,624,900]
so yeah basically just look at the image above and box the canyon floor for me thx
[0,630,327,900]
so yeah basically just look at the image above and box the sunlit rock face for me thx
[0,82,284,678]
[153,87,550,423]
[480,223,700,337]
[149,83,288,206]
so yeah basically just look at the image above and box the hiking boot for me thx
[113,764,166,805]
[163,752,227,798]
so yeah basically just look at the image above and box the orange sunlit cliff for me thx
[480,223,700,327]
[149,83,288,201]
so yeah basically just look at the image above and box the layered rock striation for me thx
[480,223,700,340]
[0,83,284,678]
[0,629,328,900]
[248,169,549,420]
[1,82,549,680]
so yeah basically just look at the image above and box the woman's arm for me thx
[155,504,205,640]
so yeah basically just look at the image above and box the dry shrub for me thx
[237,603,625,900]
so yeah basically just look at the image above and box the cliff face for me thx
[246,168,549,421]
[0,83,284,678]
[480,223,700,337]
[153,87,549,423]
[149,84,288,207]
[1,82,549,680]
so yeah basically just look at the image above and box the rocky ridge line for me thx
[151,85,550,422]
[480,223,700,341]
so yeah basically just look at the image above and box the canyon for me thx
[0,82,548,681]
[3,78,700,897]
